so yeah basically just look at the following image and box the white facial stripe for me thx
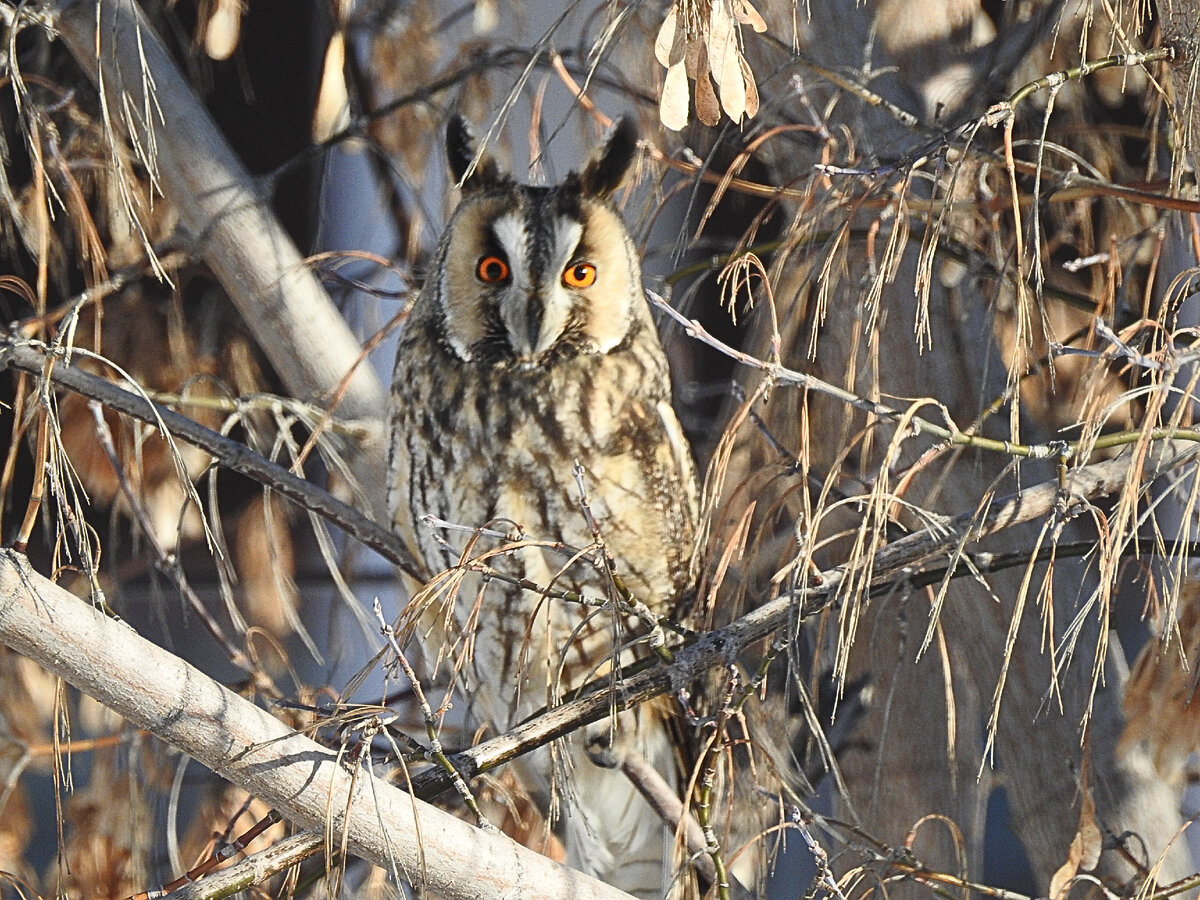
[523,218,583,354]
[489,212,592,358]
[492,212,528,287]
[551,220,584,274]
[489,212,530,355]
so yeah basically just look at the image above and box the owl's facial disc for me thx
[491,212,583,364]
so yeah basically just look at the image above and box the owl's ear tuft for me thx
[446,114,501,193]
[579,117,639,198]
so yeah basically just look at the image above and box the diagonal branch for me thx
[0,333,421,580]
[119,440,1200,898]
[413,439,1199,798]
[0,549,638,900]
[45,0,389,513]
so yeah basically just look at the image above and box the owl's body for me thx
[387,117,698,897]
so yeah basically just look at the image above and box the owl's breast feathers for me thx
[386,116,700,898]
[389,304,699,612]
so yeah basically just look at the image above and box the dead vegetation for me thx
[0,1,1199,899]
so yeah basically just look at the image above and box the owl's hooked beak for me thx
[500,285,571,364]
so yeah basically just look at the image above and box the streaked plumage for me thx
[387,115,699,897]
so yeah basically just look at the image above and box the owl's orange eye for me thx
[476,255,510,283]
[562,262,597,288]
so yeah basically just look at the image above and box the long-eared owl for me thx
[387,115,699,898]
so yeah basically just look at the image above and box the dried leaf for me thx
[717,45,747,121]
[735,0,767,32]
[684,35,703,79]
[660,59,691,131]
[204,0,242,61]
[655,6,682,67]
[706,0,735,87]
[740,54,760,118]
[695,71,721,126]
[1048,744,1101,900]
[313,32,350,142]
[707,1,746,121]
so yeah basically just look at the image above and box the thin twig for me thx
[651,292,1200,463]
[87,401,260,676]
[124,810,284,900]
[138,440,1198,899]
[693,668,737,900]
[372,597,495,832]
[0,334,422,579]
[620,750,716,884]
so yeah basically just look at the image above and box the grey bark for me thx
[48,0,390,515]
[0,549,637,900]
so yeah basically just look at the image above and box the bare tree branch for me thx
[45,0,390,514]
[0,549,638,900]
[410,440,1200,798]
[0,333,421,579]
[155,440,1200,897]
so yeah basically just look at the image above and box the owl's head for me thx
[429,115,647,368]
